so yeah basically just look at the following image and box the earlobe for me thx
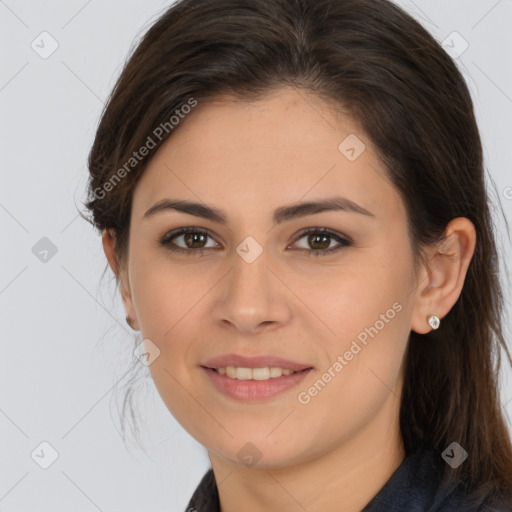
[410,217,476,335]
[101,229,141,331]
[125,314,139,331]
[102,229,119,276]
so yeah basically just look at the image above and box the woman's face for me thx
[122,87,422,468]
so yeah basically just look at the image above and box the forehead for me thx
[131,87,404,224]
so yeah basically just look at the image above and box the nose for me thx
[214,245,292,334]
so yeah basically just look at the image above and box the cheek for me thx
[291,274,411,461]
[295,244,413,349]
[293,242,413,407]
[129,266,208,435]
[129,257,211,372]
[129,249,204,338]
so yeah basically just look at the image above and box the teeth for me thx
[216,366,298,380]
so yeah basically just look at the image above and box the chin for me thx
[208,436,309,470]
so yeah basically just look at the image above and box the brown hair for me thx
[84,0,512,503]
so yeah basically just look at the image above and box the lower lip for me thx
[201,367,313,401]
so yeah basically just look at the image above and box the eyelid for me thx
[288,227,352,256]
[290,227,353,247]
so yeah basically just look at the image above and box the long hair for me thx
[83,0,512,503]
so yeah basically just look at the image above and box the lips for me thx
[201,353,313,372]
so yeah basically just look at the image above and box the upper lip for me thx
[201,354,313,372]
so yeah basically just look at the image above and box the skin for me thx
[102,87,476,512]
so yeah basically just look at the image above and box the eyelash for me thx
[159,227,352,257]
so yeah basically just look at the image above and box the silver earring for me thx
[427,314,440,330]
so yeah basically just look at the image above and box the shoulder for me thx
[434,482,512,512]
[427,455,512,512]
[363,445,512,512]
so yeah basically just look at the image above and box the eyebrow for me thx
[142,196,375,224]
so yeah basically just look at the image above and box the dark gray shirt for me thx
[185,445,512,511]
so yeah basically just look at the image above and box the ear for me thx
[101,229,140,331]
[410,217,476,334]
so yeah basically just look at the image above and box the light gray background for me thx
[1,1,511,511]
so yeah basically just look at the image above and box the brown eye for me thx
[307,233,331,250]
[160,227,219,254]
[182,232,208,249]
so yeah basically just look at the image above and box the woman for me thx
[84,0,512,510]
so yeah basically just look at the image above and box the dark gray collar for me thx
[185,445,511,511]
